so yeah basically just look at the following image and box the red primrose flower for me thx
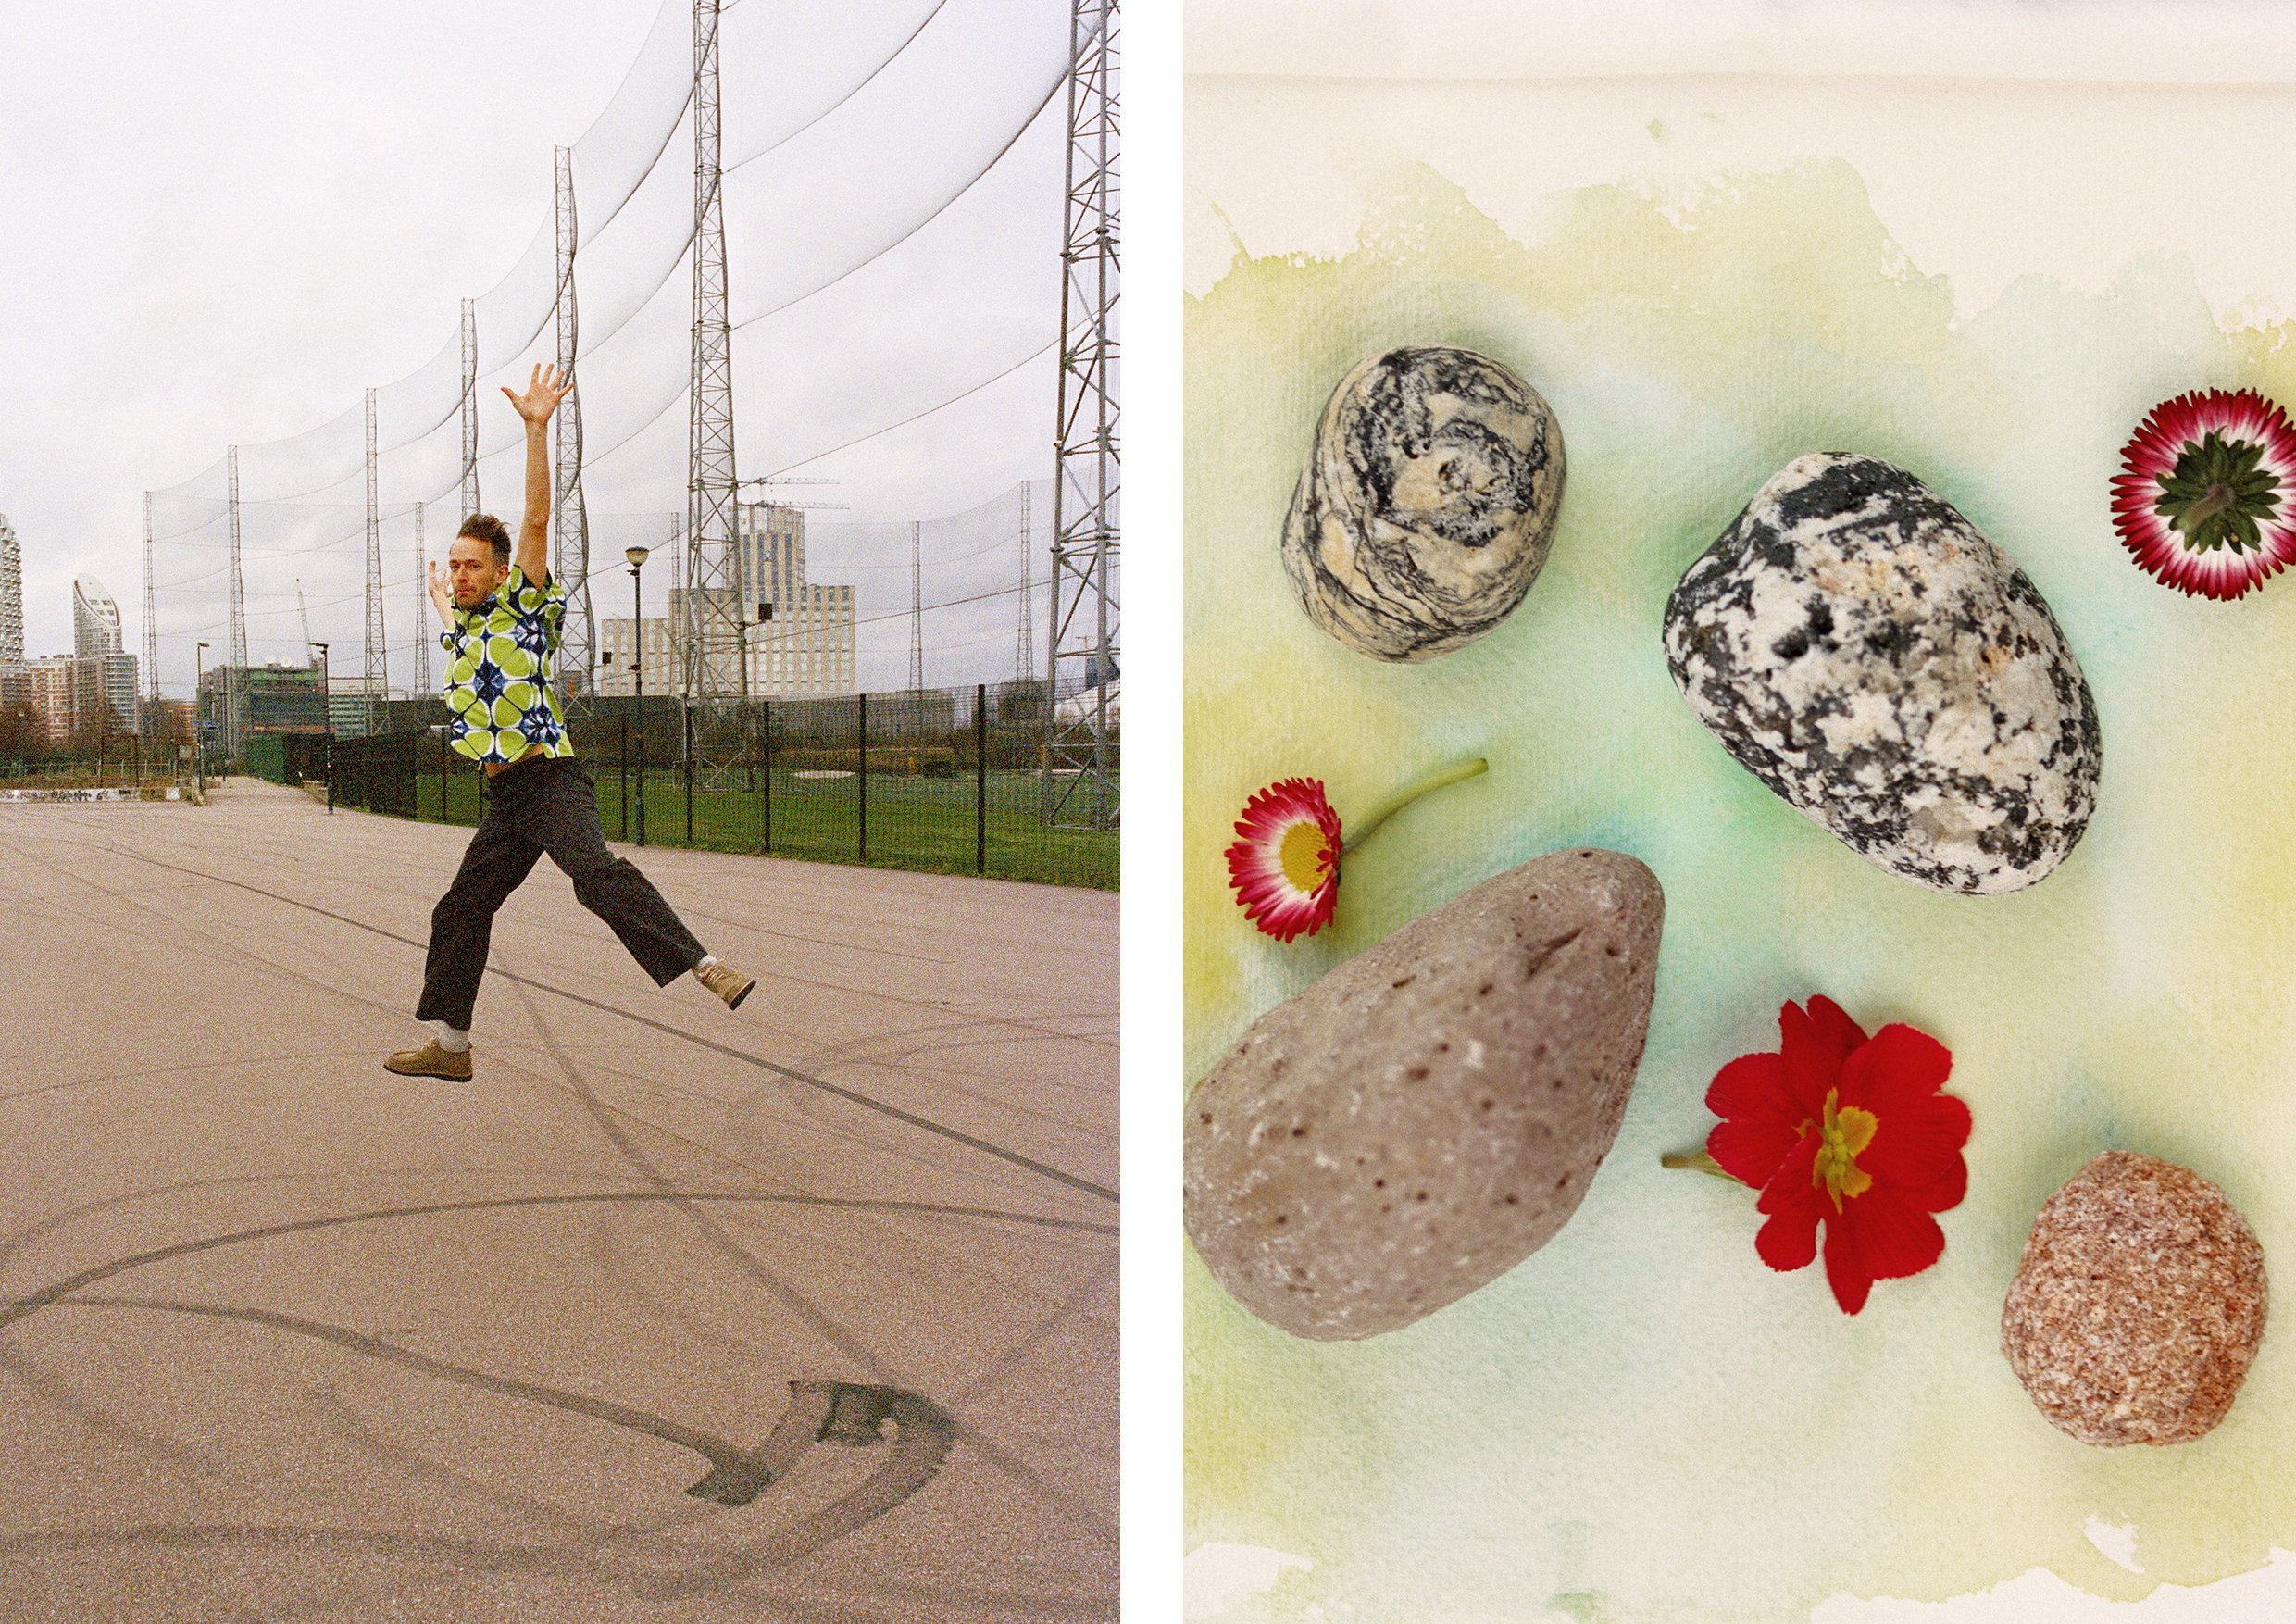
[1703,995,1970,1315]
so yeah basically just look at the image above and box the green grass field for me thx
[406,767,1117,890]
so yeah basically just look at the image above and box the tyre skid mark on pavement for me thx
[0,1186,1113,1569]
[0,812,1120,1594]
[54,810,1104,1043]
[0,1196,1103,1588]
[511,973,1117,1542]
[60,839,1117,1205]
[0,1190,1114,1334]
[507,970,902,1385]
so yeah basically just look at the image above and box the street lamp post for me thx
[312,642,331,814]
[194,642,209,798]
[628,545,650,847]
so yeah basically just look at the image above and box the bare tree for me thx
[0,700,45,767]
[147,701,192,768]
[71,700,129,764]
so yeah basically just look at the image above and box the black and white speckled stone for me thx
[1281,346,1565,662]
[1663,454,2101,895]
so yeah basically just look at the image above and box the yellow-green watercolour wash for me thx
[1186,157,2296,1619]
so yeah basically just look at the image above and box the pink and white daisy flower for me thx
[2112,388,2296,600]
[1225,778,1343,943]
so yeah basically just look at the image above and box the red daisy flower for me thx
[2112,387,2296,600]
[1225,778,1343,942]
[1703,995,1970,1315]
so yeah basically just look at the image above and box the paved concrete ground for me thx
[0,779,1117,1621]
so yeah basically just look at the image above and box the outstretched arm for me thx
[504,362,575,587]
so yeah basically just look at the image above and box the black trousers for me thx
[415,756,705,1031]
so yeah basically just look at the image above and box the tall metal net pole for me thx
[685,0,748,791]
[141,493,158,743]
[1042,0,1119,829]
[364,387,388,729]
[555,145,594,716]
[410,502,430,697]
[460,298,481,519]
[908,520,923,693]
[1016,480,1034,685]
[227,445,246,758]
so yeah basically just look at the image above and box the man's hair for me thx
[458,514,512,568]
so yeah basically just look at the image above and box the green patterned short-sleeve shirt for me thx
[440,565,576,764]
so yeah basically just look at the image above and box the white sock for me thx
[694,955,719,975]
[433,1022,470,1054]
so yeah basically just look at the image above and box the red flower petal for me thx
[1703,1053,1805,1185]
[1753,1138,1824,1268]
[1896,1154,1968,1218]
[1839,1022,1952,1105]
[1842,1182,1948,1282]
[1822,1218,1872,1315]
[1755,1203,1819,1273]
[1838,1026,1968,1187]
[1778,995,1866,1118]
[1755,1133,1821,1218]
[1861,1090,1973,1193]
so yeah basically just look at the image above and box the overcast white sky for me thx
[0,0,1098,694]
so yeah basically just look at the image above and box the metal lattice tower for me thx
[684,0,748,789]
[460,298,481,518]
[141,494,159,737]
[555,145,594,710]
[1016,481,1034,685]
[364,387,388,725]
[1042,0,1119,829]
[227,445,246,756]
[410,502,430,695]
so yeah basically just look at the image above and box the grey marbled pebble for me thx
[1184,849,1661,1341]
[1281,345,1565,662]
[1663,453,2101,894]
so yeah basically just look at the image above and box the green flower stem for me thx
[1339,758,1488,856]
[1660,1149,1749,1185]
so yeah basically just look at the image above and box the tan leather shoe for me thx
[694,958,755,1010]
[383,1038,473,1081]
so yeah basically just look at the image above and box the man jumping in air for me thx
[386,362,754,1081]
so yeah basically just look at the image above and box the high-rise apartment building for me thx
[70,576,136,733]
[0,512,20,666]
[73,574,122,657]
[27,655,106,744]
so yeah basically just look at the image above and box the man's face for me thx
[448,536,508,609]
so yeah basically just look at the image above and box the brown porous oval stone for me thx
[2002,1151,2266,1445]
[1183,849,1662,1340]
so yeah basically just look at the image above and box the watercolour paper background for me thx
[1184,5,2296,1619]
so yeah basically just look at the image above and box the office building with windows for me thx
[595,505,855,700]
[738,501,855,697]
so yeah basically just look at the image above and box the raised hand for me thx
[503,361,574,428]
[428,558,455,624]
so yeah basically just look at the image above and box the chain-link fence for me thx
[322,682,1117,891]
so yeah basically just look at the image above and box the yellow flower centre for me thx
[1278,818,1333,893]
[1808,1088,1878,1211]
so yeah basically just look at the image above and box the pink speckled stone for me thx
[2002,1151,2266,1446]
